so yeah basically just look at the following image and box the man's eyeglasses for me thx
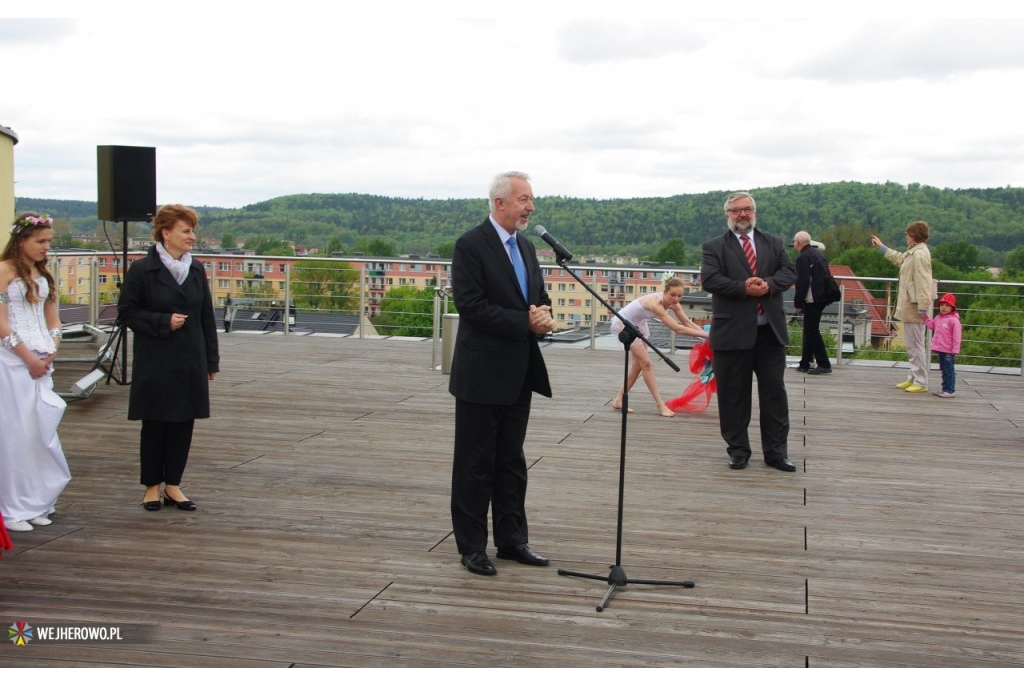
[726,206,755,215]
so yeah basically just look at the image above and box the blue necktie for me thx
[507,235,528,300]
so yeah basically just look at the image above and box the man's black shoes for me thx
[807,367,832,375]
[496,544,550,566]
[766,457,797,472]
[729,454,750,470]
[461,552,497,576]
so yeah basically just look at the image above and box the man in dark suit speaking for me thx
[701,192,797,472]
[448,171,557,576]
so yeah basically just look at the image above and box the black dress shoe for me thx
[729,454,750,470]
[163,495,197,511]
[807,366,832,375]
[461,552,497,576]
[141,500,162,512]
[496,544,550,566]
[765,457,797,472]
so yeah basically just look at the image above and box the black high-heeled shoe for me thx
[141,499,162,512]
[163,495,197,511]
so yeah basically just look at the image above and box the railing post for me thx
[835,284,845,365]
[90,265,99,327]
[284,265,291,335]
[359,265,366,339]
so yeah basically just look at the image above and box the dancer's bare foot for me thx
[611,401,634,414]
[658,406,676,417]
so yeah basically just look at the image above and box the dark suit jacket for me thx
[794,245,830,308]
[448,220,552,405]
[118,246,220,421]
[700,229,796,350]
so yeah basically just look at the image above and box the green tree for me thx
[1002,246,1024,275]
[933,240,983,272]
[832,246,897,279]
[355,237,397,256]
[245,235,294,256]
[372,285,454,337]
[648,238,687,265]
[818,223,876,256]
[290,260,359,311]
[435,241,456,259]
[221,232,236,249]
[324,235,344,256]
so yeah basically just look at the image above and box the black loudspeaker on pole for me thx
[95,145,156,386]
[97,145,156,222]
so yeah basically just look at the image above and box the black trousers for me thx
[139,419,195,487]
[712,325,790,462]
[451,385,532,555]
[799,301,831,370]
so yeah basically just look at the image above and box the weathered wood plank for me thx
[1,334,1021,667]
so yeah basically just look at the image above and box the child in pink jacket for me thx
[924,293,962,398]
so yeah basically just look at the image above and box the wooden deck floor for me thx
[2,332,1023,667]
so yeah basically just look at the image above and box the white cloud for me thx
[4,15,1024,209]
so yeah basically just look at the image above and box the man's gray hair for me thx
[723,191,756,213]
[489,171,530,213]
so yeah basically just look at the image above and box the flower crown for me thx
[660,271,676,286]
[9,214,53,236]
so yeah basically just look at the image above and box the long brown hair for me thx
[3,213,57,304]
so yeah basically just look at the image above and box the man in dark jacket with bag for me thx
[793,231,832,375]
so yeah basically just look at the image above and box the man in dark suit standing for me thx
[793,230,833,375]
[701,192,797,472]
[449,171,557,576]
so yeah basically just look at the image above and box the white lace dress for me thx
[0,277,71,523]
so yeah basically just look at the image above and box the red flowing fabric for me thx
[665,340,716,412]
[0,511,12,557]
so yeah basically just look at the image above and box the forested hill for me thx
[17,181,1024,259]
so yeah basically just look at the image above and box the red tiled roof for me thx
[830,265,894,338]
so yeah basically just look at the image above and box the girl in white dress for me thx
[611,275,709,417]
[0,213,71,532]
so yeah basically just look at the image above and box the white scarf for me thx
[155,242,192,285]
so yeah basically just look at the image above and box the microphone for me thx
[532,225,574,262]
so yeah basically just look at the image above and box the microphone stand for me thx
[553,256,695,612]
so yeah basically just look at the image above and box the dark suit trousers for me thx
[139,419,195,486]
[451,385,532,554]
[712,325,790,462]
[799,301,831,370]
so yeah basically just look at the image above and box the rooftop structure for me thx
[3,334,1022,666]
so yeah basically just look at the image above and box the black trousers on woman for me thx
[139,419,195,487]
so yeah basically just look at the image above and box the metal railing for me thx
[50,252,1024,375]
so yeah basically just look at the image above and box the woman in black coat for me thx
[118,205,219,511]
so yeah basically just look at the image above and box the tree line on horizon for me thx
[17,180,1024,268]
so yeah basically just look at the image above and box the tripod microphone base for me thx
[558,565,695,612]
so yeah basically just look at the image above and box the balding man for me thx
[792,231,832,375]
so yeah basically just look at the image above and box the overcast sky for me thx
[4,8,1024,209]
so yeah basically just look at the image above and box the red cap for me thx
[938,292,956,310]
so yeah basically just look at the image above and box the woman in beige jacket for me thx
[871,221,934,393]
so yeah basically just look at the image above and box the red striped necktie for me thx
[741,234,764,314]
